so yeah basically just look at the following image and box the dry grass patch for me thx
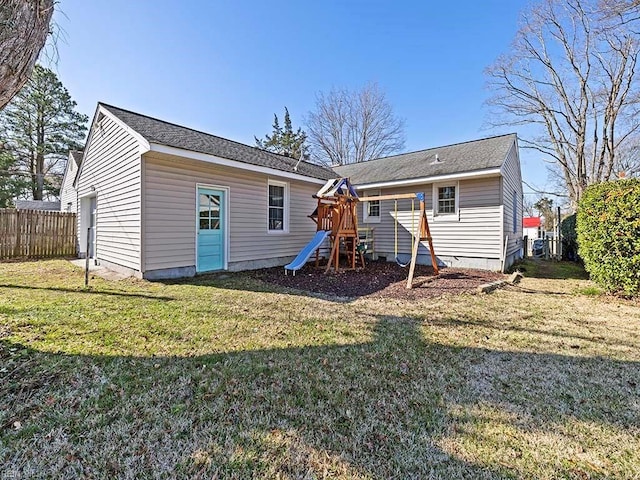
[0,259,639,479]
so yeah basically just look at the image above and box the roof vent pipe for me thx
[430,153,441,165]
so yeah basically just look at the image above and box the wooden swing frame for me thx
[310,179,439,288]
[358,192,439,289]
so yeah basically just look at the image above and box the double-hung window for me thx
[363,189,381,223]
[437,185,456,214]
[268,180,288,232]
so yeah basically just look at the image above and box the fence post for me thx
[544,236,550,260]
[13,209,20,257]
[557,206,562,261]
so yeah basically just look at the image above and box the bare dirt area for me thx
[250,260,505,300]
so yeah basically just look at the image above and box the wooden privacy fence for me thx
[0,209,77,259]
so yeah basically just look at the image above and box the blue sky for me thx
[52,0,546,195]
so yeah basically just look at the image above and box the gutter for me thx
[349,167,502,190]
[147,143,328,185]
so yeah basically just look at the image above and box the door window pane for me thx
[199,193,222,230]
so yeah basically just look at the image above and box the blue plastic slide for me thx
[284,230,331,274]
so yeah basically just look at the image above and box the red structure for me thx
[523,217,541,228]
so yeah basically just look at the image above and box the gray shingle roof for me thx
[100,103,334,180]
[70,150,83,167]
[333,134,516,185]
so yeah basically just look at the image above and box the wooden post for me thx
[406,220,422,289]
[544,235,550,260]
[557,206,562,260]
[422,205,439,274]
[325,202,347,273]
[406,195,439,289]
[501,234,509,273]
[13,209,21,257]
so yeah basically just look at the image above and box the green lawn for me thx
[1,259,639,479]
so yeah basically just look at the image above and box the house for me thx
[15,200,61,211]
[72,103,334,279]
[60,150,83,213]
[71,103,522,279]
[523,216,543,240]
[334,134,523,271]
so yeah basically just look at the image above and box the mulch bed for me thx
[250,260,505,300]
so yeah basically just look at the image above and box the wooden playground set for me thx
[285,178,439,289]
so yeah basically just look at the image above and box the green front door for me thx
[197,187,225,272]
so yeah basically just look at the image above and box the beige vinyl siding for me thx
[76,114,142,270]
[359,176,503,261]
[501,143,523,257]
[60,157,77,213]
[142,153,320,272]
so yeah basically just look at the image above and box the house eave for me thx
[147,143,327,185]
[351,167,503,190]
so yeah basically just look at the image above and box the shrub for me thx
[577,178,640,296]
[561,213,578,261]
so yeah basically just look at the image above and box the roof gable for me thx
[60,150,82,194]
[333,134,516,186]
[70,150,83,167]
[99,103,334,181]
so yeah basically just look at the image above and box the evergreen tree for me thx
[0,65,88,200]
[0,150,28,207]
[255,107,309,159]
[534,197,555,231]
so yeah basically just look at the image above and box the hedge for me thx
[577,178,640,296]
[561,213,578,261]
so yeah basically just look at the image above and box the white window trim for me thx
[267,179,289,234]
[363,189,381,224]
[432,182,460,222]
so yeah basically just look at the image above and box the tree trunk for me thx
[0,0,54,110]
[34,104,45,199]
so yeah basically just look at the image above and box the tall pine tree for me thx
[0,150,28,207]
[0,65,88,200]
[255,107,308,159]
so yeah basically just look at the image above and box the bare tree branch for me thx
[486,0,640,210]
[523,179,571,197]
[305,82,405,166]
